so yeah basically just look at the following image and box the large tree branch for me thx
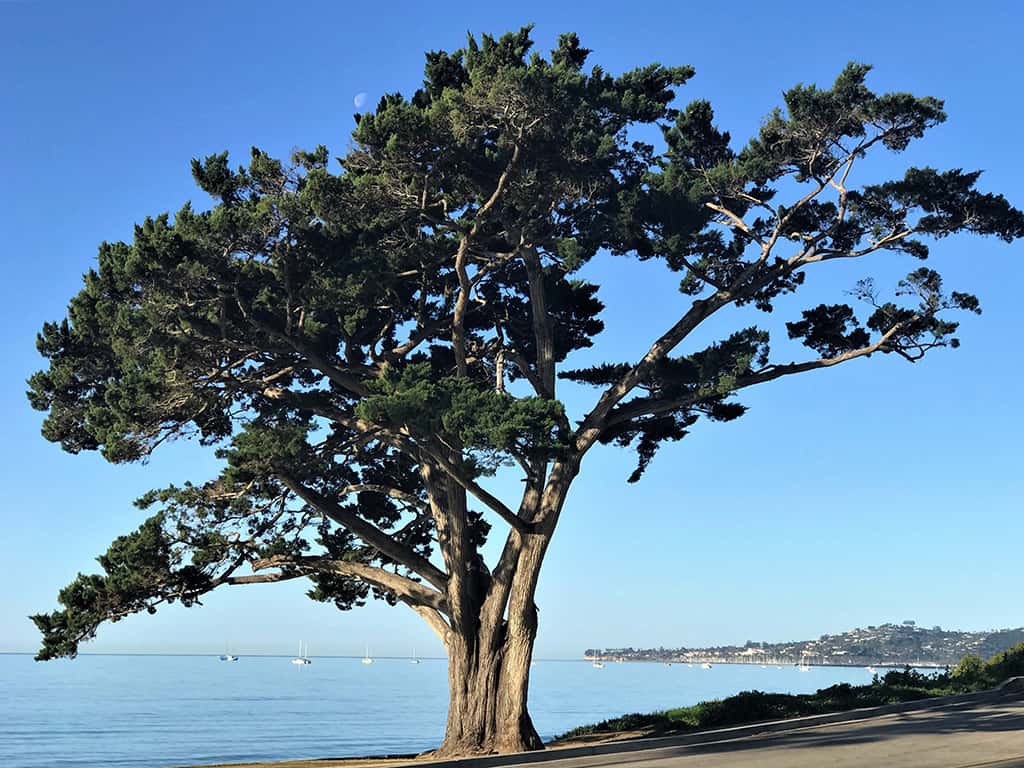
[277,403,525,534]
[452,238,474,377]
[390,312,452,360]
[224,572,303,585]
[417,442,529,533]
[805,227,915,263]
[521,243,556,398]
[267,388,530,535]
[452,141,523,376]
[403,600,451,646]
[263,394,419,460]
[251,554,449,613]
[577,136,923,455]
[233,291,372,397]
[227,557,451,645]
[575,292,732,452]
[294,343,372,398]
[302,405,529,534]
[506,348,549,399]
[705,202,764,248]
[336,483,429,512]
[275,471,448,590]
[706,129,899,270]
[604,323,909,428]
[479,466,547,628]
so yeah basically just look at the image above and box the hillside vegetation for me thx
[588,624,1024,666]
[560,643,1024,740]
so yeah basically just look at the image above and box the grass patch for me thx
[557,643,1024,741]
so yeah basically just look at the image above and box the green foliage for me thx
[566,328,766,480]
[559,669,951,740]
[561,647,1024,741]
[981,643,1024,685]
[786,304,870,357]
[357,363,568,462]
[950,643,1024,690]
[30,515,212,660]
[26,26,1024,661]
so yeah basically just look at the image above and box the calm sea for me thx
[0,654,883,768]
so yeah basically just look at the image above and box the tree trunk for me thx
[435,615,542,757]
[431,458,580,757]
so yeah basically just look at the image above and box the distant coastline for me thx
[586,623,1024,668]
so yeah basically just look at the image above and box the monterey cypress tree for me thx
[28,28,1023,755]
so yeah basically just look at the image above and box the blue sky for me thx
[1,0,1022,659]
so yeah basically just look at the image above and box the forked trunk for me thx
[435,618,542,756]
[431,459,580,757]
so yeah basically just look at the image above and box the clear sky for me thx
[2,0,1022,660]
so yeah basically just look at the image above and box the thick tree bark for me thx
[433,459,579,757]
[435,613,543,757]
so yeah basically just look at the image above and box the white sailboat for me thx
[291,641,312,665]
[410,646,421,664]
[219,642,238,661]
[701,662,712,669]
[592,660,605,668]
[361,644,374,665]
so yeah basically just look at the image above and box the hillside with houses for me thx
[586,622,1024,667]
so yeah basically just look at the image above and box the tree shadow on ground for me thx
[676,699,1024,756]
[418,696,1024,768]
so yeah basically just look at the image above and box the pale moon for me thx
[353,92,369,110]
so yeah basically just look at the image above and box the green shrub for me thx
[555,647,1024,743]
[952,654,985,688]
[978,642,1024,688]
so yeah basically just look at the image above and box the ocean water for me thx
[0,654,884,768]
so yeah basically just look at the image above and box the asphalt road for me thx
[203,693,1024,768]
[492,697,1024,768]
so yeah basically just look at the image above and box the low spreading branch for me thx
[251,555,449,613]
[276,472,448,590]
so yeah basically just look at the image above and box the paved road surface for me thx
[203,694,1024,768]
[495,697,1024,768]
